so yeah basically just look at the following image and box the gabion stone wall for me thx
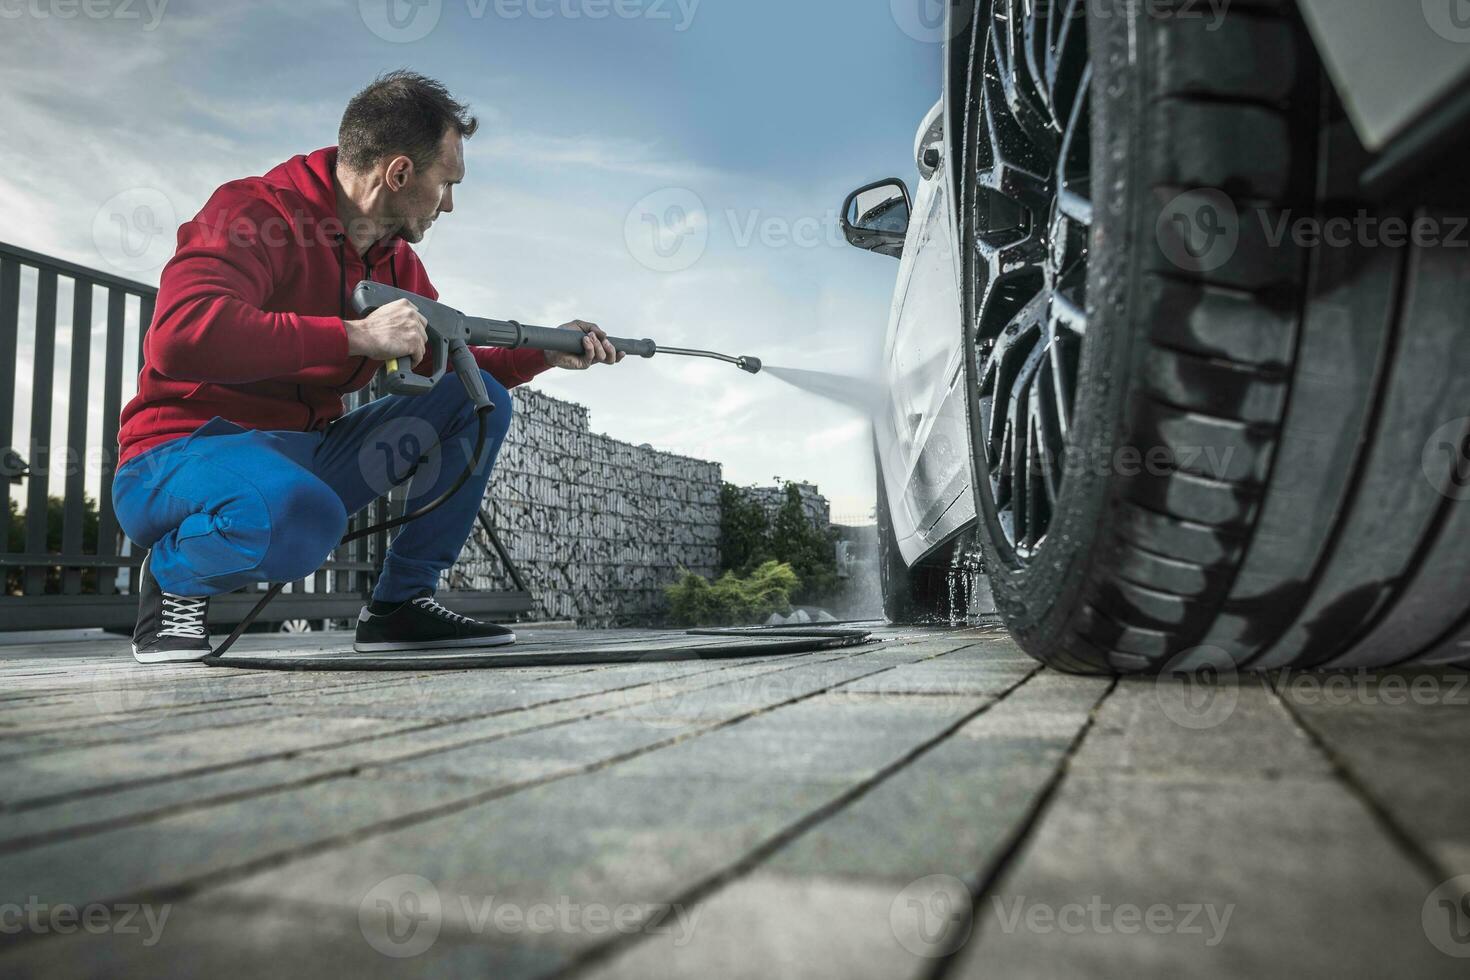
[446,387,722,628]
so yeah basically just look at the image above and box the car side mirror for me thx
[841,178,911,259]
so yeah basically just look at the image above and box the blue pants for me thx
[112,370,512,603]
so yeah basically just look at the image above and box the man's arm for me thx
[469,344,556,388]
[146,194,351,383]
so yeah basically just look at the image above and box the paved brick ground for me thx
[0,625,1467,978]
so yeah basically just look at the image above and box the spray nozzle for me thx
[654,345,763,375]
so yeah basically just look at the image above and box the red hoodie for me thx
[117,146,550,467]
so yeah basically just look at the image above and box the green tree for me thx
[6,494,101,595]
[718,482,771,574]
[769,483,839,605]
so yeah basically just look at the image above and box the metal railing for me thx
[0,240,531,631]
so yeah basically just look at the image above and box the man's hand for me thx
[545,320,625,370]
[344,299,428,365]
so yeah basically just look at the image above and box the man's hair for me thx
[338,70,478,174]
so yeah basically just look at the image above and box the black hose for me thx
[203,406,494,661]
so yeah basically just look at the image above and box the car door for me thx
[876,100,974,566]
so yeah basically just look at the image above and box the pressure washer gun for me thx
[351,282,762,408]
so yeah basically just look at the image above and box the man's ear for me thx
[383,154,415,191]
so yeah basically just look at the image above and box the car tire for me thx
[958,0,1470,673]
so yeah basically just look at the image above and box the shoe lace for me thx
[160,594,208,639]
[411,594,477,626]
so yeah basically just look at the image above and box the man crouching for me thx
[113,71,621,664]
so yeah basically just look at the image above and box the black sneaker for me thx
[354,590,516,652]
[132,550,213,664]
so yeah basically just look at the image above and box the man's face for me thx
[395,129,464,244]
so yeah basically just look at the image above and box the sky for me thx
[0,0,946,521]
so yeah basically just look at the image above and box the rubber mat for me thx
[203,626,876,671]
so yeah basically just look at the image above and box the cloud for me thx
[1,6,903,518]
[471,131,724,184]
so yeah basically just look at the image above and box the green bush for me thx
[665,560,799,627]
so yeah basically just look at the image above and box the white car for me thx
[842,100,976,625]
[843,0,1470,674]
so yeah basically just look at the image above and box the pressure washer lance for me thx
[353,280,762,394]
[202,282,762,662]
